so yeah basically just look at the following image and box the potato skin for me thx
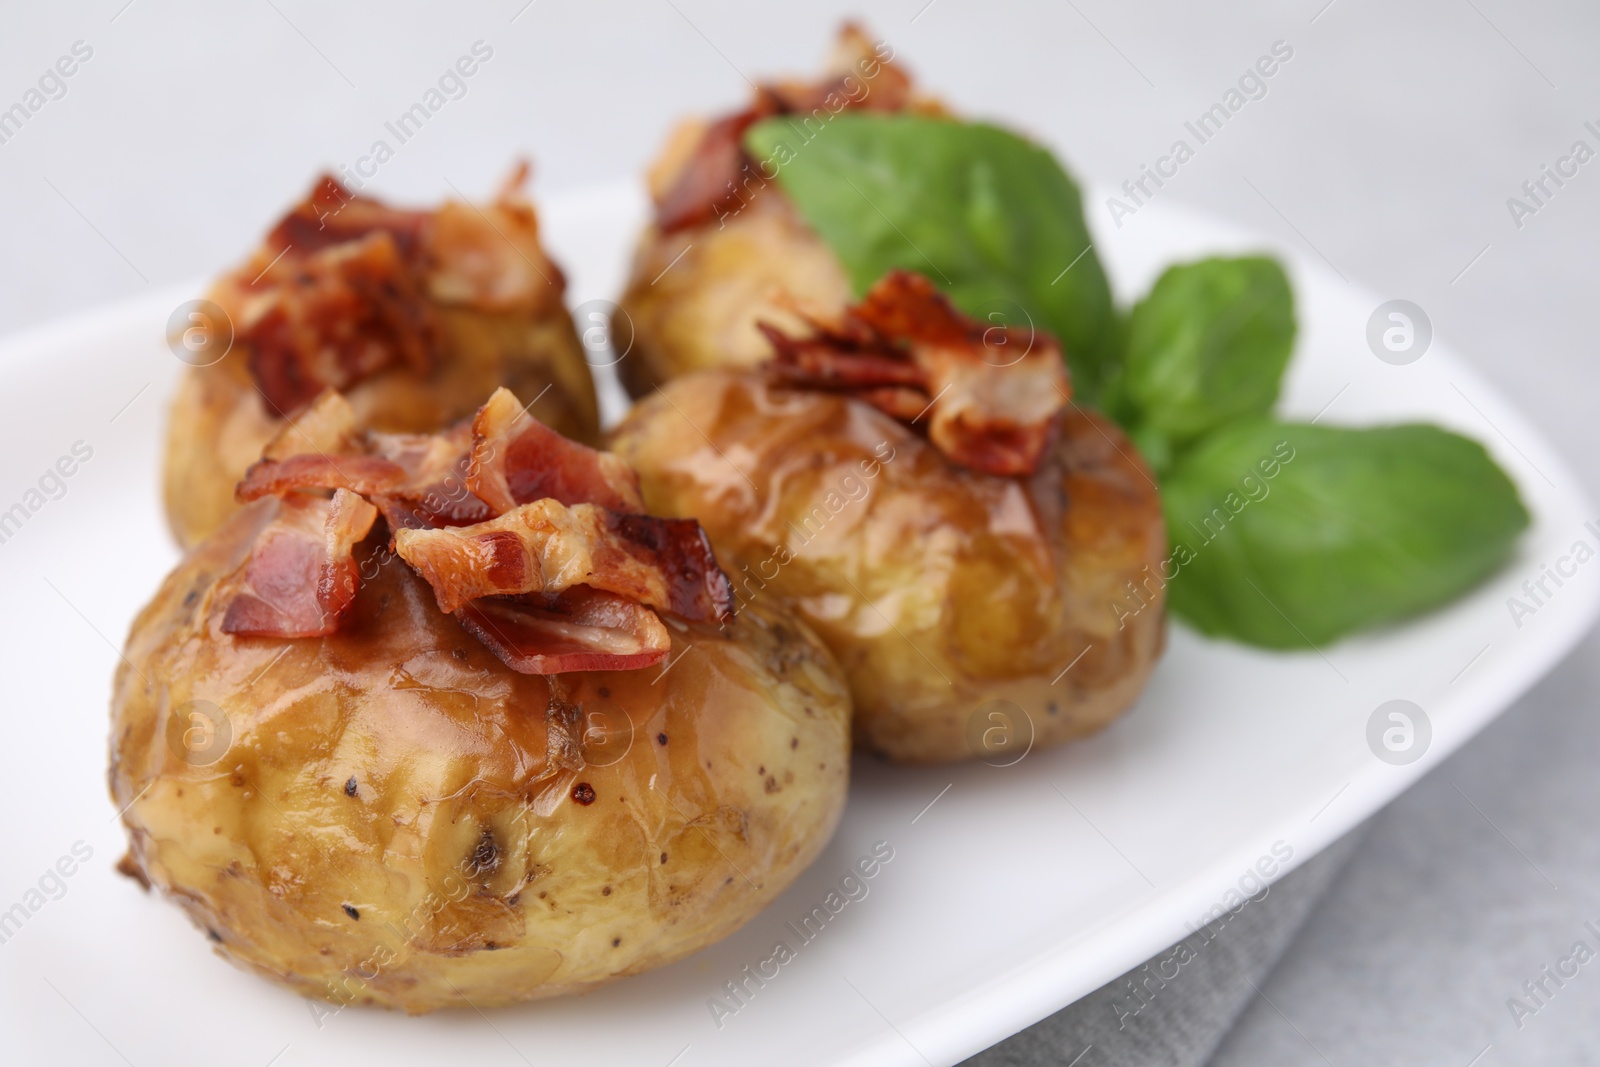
[616,186,851,397]
[610,370,1168,764]
[163,305,599,551]
[110,499,850,1012]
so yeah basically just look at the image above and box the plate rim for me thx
[4,182,1596,1067]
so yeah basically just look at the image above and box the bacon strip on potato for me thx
[239,421,493,530]
[241,228,436,415]
[221,390,731,674]
[393,500,733,620]
[221,489,378,638]
[228,169,567,417]
[455,587,673,675]
[467,388,644,515]
[761,270,1071,476]
[653,23,916,233]
[262,175,432,262]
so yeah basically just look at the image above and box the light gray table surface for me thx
[2,2,1595,1064]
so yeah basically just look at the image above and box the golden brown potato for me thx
[110,499,850,1012]
[164,175,599,549]
[610,370,1168,764]
[616,24,936,396]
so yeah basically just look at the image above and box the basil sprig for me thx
[750,113,1529,648]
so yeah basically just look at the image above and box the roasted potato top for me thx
[616,23,936,396]
[110,499,851,1012]
[164,176,598,549]
[611,370,1168,763]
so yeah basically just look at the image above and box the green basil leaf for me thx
[1125,422,1175,480]
[745,113,1119,401]
[1119,256,1294,446]
[1159,419,1529,648]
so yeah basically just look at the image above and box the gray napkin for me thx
[962,829,1363,1067]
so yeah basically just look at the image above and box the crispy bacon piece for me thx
[468,388,644,514]
[654,23,916,233]
[218,169,568,418]
[456,588,672,675]
[236,452,407,501]
[762,270,1071,476]
[260,390,359,461]
[655,97,781,234]
[263,175,432,264]
[241,231,436,415]
[222,389,733,675]
[221,490,378,638]
[238,422,493,530]
[365,424,495,530]
[393,500,734,620]
[237,388,643,525]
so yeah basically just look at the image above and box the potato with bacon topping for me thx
[163,165,599,549]
[611,272,1167,764]
[616,22,940,395]
[111,391,850,1012]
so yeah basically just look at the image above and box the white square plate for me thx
[1,182,1594,1067]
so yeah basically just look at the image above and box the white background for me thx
[1,2,1597,1063]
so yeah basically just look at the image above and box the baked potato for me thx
[164,165,599,549]
[610,274,1168,764]
[616,23,938,396]
[112,394,850,1012]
